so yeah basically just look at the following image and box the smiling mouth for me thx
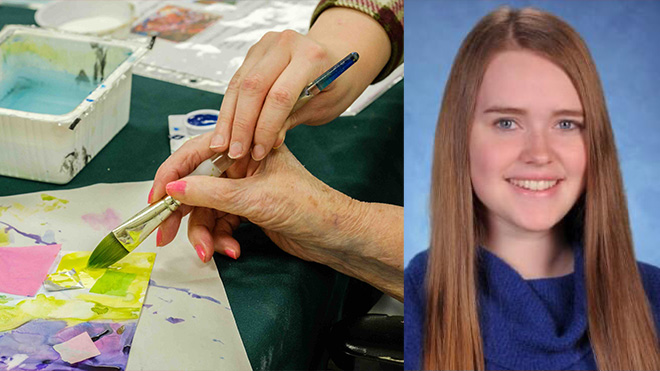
[507,178,561,191]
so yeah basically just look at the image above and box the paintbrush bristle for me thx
[87,233,129,269]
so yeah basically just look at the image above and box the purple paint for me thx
[0,319,137,370]
[81,208,122,231]
[213,338,224,344]
[166,317,185,324]
[143,304,153,308]
[149,279,222,305]
[0,221,57,245]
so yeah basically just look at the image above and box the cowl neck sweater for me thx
[404,246,660,370]
[477,246,593,369]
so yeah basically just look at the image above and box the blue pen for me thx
[292,52,359,112]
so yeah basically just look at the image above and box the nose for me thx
[520,130,552,165]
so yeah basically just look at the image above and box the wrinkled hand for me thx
[149,132,358,263]
[209,29,369,162]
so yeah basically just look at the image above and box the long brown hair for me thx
[424,6,660,370]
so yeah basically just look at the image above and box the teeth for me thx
[509,179,558,191]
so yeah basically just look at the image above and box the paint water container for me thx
[0,25,151,184]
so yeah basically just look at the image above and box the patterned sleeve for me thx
[310,0,404,84]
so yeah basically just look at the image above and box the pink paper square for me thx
[0,244,61,296]
[53,332,101,364]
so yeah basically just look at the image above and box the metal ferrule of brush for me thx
[112,196,181,252]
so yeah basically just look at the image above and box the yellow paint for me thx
[2,38,68,68]
[7,202,36,221]
[40,194,66,202]
[0,228,9,247]
[39,193,69,212]
[0,251,156,332]
[0,196,69,223]
[125,229,144,252]
[2,34,133,80]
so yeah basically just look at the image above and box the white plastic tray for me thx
[0,25,151,184]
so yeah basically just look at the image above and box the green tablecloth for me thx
[0,6,403,369]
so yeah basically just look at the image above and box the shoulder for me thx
[405,250,428,371]
[404,250,428,320]
[405,249,428,289]
[638,261,660,306]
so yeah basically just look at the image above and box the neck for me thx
[484,216,574,279]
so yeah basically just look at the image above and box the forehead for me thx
[476,50,582,112]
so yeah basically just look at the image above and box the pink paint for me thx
[0,244,61,296]
[53,332,101,364]
[81,208,121,231]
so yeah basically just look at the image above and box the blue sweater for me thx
[404,247,660,370]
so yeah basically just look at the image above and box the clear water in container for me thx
[0,31,132,115]
[0,67,95,115]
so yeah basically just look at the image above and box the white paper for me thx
[0,181,251,371]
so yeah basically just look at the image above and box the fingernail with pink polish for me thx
[156,229,162,246]
[225,248,238,260]
[148,187,154,203]
[166,180,186,195]
[195,244,207,263]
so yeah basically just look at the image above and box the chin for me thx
[510,211,563,233]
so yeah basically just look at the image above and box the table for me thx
[0,5,403,369]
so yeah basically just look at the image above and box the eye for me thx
[557,120,581,130]
[496,119,517,130]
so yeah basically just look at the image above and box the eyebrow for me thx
[482,106,584,118]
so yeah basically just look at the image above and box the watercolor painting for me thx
[0,184,251,370]
[0,192,155,370]
[0,320,138,370]
[0,251,155,370]
[131,5,222,43]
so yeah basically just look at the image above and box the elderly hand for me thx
[149,131,403,300]
[149,132,357,262]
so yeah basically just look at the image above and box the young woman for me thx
[405,6,660,370]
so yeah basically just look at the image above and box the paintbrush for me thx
[87,51,360,268]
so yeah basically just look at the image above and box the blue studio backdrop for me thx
[404,0,660,267]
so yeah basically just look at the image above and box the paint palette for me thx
[0,25,151,184]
